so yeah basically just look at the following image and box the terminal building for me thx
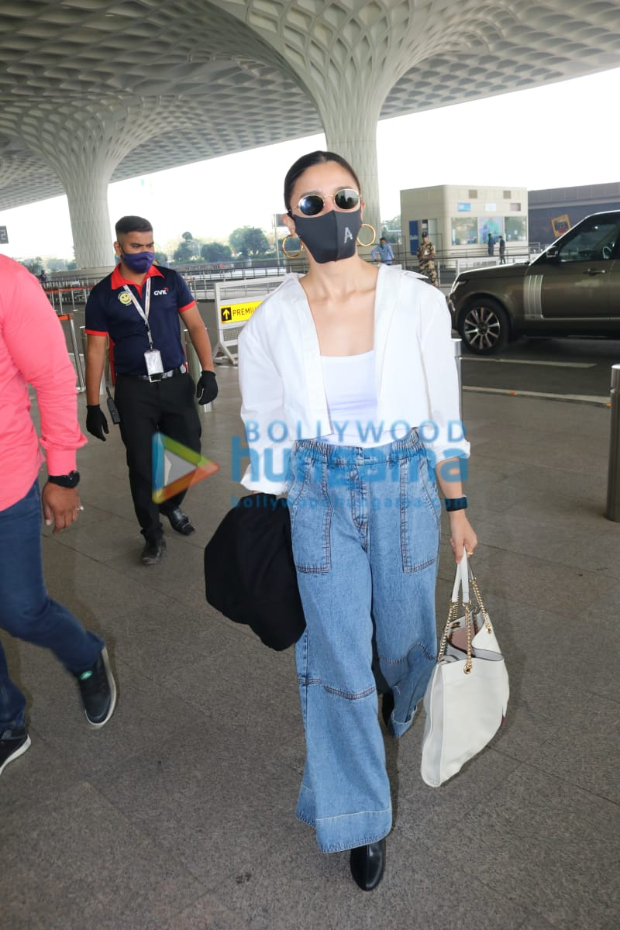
[528,182,620,247]
[400,184,528,260]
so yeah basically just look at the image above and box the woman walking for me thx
[238,151,476,890]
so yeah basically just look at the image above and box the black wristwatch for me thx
[443,496,468,512]
[48,471,80,489]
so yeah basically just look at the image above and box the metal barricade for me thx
[452,337,463,420]
[606,364,620,521]
[183,329,212,413]
[55,309,85,392]
[211,277,284,365]
[80,327,108,397]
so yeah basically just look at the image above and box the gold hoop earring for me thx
[357,223,376,247]
[282,235,303,259]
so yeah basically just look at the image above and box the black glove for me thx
[86,404,109,441]
[196,370,218,405]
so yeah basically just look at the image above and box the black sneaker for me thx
[0,727,31,776]
[76,647,117,728]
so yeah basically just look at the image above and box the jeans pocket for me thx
[399,455,440,573]
[290,458,332,573]
[419,455,441,527]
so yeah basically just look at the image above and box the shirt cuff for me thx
[84,329,108,336]
[45,449,79,477]
[178,302,196,313]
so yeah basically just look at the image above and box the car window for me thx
[557,219,620,262]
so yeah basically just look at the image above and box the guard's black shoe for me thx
[165,507,195,536]
[0,727,31,776]
[349,839,386,891]
[76,648,117,728]
[141,535,166,565]
[381,691,395,735]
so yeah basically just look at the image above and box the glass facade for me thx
[479,216,504,242]
[505,216,528,241]
[451,217,478,245]
[451,215,527,246]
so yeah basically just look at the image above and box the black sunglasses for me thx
[295,188,361,217]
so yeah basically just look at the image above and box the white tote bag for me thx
[421,552,509,787]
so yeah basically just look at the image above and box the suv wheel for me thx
[459,299,510,355]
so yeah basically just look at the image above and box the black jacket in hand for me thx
[204,493,305,651]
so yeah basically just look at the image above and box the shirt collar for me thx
[111,263,164,292]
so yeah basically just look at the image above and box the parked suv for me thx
[448,211,620,354]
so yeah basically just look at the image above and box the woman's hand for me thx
[449,511,477,563]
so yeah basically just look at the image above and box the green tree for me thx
[154,250,168,265]
[21,257,44,275]
[381,214,401,244]
[201,241,232,263]
[173,239,199,263]
[173,231,201,263]
[229,226,270,257]
[47,257,68,272]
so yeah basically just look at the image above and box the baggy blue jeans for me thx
[0,481,104,732]
[289,431,440,853]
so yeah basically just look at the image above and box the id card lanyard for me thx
[122,279,164,378]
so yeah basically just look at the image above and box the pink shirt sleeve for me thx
[2,265,87,475]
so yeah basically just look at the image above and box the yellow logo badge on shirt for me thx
[119,291,132,305]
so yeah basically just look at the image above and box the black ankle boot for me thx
[349,838,386,891]
[381,691,395,734]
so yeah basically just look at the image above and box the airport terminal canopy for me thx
[1,0,619,267]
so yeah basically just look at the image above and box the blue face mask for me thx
[122,250,155,274]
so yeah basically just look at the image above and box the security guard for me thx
[416,231,438,287]
[85,216,218,565]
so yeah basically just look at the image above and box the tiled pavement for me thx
[2,366,620,930]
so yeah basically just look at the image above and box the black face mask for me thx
[293,208,362,264]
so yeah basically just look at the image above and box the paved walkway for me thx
[2,367,620,930]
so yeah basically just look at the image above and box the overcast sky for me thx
[1,66,619,261]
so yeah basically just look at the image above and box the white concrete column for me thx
[210,2,420,243]
[64,162,115,269]
[319,99,382,240]
[1,98,160,269]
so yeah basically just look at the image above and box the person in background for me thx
[371,236,394,265]
[38,270,48,287]
[84,216,218,566]
[238,151,475,891]
[416,231,438,286]
[487,232,494,256]
[498,235,506,264]
[0,256,117,778]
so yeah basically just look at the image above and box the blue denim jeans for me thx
[289,430,439,853]
[0,481,103,731]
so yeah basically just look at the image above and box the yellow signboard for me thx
[551,214,570,238]
[219,299,262,325]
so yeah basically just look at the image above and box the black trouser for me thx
[115,372,202,540]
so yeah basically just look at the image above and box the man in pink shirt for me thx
[0,255,117,778]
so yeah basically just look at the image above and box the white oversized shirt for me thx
[238,265,470,494]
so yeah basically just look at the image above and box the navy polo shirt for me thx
[85,264,195,375]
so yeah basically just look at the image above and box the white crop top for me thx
[320,350,396,447]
